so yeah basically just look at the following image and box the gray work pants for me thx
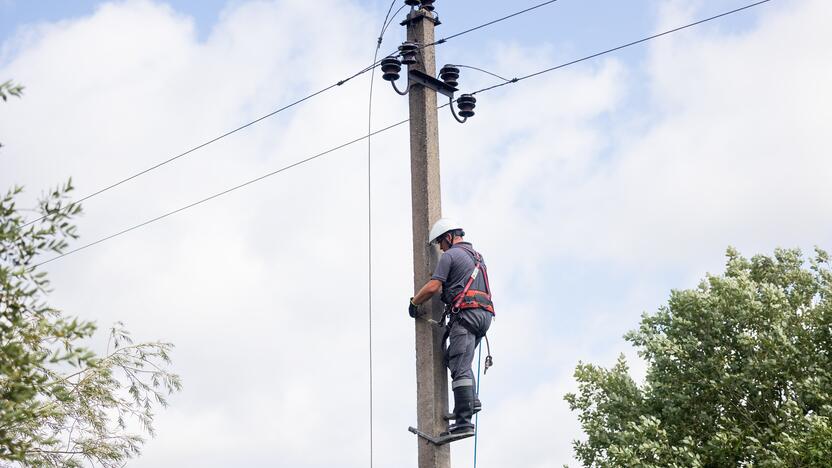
[445,308,492,391]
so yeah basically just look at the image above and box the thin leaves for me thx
[1,185,181,466]
[0,80,24,102]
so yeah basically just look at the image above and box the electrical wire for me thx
[425,0,560,48]
[381,4,408,40]
[378,0,562,63]
[21,57,388,229]
[470,0,773,96]
[25,5,780,467]
[446,64,512,83]
[454,9,772,463]
[30,0,772,268]
[381,1,398,26]
[31,118,410,268]
[29,106,472,268]
[24,0,562,229]
[366,2,399,466]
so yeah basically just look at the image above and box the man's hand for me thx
[409,298,419,318]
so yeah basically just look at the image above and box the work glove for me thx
[409,298,419,318]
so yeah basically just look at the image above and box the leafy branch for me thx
[0,80,24,102]
[1,184,181,467]
[567,247,832,466]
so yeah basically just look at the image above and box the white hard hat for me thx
[428,218,462,244]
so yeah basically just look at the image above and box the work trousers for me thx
[445,308,492,391]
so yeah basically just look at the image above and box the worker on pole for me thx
[410,218,494,436]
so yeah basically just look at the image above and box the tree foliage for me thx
[0,80,24,149]
[0,81,24,102]
[0,183,182,466]
[566,247,832,467]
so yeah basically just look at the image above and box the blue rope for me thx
[473,342,482,467]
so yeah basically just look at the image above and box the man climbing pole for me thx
[409,218,494,436]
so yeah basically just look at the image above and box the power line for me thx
[24,0,564,230]
[470,0,773,96]
[380,0,398,35]
[380,0,562,62]
[447,64,512,83]
[21,60,386,229]
[426,0,559,48]
[23,0,557,227]
[380,3,408,41]
[31,0,771,269]
[32,118,410,268]
[366,2,399,465]
[29,0,572,267]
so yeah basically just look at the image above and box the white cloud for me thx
[1,0,829,466]
[443,0,831,271]
[445,0,831,464]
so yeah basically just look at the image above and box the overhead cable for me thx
[447,64,512,83]
[25,0,558,226]
[31,118,410,268]
[470,0,773,96]
[25,0,562,229]
[366,2,401,465]
[380,0,562,62]
[425,0,559,48]
[380,4,408,42]
[21,60,385,229]
[30,0,770,268]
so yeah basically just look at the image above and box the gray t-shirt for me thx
[431,242,488,305]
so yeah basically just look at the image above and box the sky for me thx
[1,0,830,466]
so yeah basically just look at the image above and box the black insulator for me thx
[420,0,436,11]
[380,56,402,82]
[439,65,460,88]
[399,41,419,66]
[457,94,476,118]
[404,0,420,6]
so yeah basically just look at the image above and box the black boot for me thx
[444,395,481,420]
[444,386,475,435]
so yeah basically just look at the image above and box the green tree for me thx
[566,248,832,467]
[0,183,182,467]
[2,80,181,466]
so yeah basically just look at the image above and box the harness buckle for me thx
[444,304,461,318]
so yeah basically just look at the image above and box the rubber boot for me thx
[443,386,475,435]
[444,394,481,420]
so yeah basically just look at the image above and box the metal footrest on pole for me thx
[408,426,475,446]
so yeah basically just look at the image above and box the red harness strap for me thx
[451,245,495,314]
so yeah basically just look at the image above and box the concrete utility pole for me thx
[405,7,451,468]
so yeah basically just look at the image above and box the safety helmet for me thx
[428,218,463,244]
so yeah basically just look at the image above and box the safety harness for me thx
[450,244,495,315]
[444,243,495,373]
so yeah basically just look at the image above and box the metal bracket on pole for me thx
[408,69,458,98]
[401,11,441,27]
[408,426,475,446]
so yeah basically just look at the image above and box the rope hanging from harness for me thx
[483,335,493,374]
